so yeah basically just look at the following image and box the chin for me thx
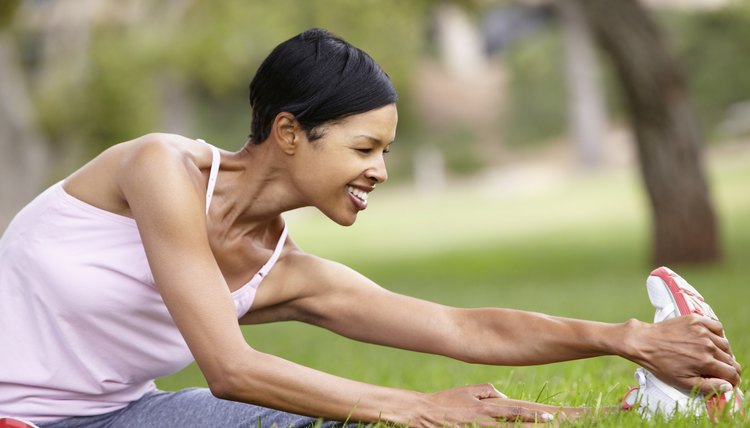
[333,215,357,227]
[322,209,358,227]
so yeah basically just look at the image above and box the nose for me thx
[365,154,388,184]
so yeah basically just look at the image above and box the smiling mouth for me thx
[347,185,370,207]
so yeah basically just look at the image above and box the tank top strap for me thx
[245,223,288,289]
[198,139,220,216]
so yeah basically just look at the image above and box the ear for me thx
[271,112,302,155]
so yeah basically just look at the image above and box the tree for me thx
[558,0,606,169]
[576,0,720,265]
[0,0,49,228]
[0,0,429,232]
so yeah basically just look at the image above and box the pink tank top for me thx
[0,142,287,423]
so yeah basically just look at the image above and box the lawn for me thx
[156,146,750,426]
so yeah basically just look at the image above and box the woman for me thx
[0,28,740,427]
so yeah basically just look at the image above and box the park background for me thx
[1,0,749,426]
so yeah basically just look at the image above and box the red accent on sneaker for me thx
[0,419,37,428]
[707,394,728,423]
[709,392,747,420]
[621,386,639,410]
[650,267,692,316]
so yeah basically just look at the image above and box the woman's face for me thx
[292,103,397,226]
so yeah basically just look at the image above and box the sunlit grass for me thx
[157,147,750,426]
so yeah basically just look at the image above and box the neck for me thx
[209,142,305,231]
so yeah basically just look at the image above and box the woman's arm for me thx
[116,137,547,426]
[257,253,741,395]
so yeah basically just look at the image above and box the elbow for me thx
[445,308,494,364]
[452,345,495,365]
[203,351,255,401]
[444,335,492,365]
[207,375,234,401]
[456,352,484,365]
[205,365,239,401]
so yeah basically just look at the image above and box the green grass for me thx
[156,148,750,426]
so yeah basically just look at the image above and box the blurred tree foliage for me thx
[16,0,429,166]
[0,0,20,30]
[661,3,750,140]
[501,25,567,149]
[10,1,750,176]
[500,1,750,147]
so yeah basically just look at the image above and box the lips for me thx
[347,185,370,210]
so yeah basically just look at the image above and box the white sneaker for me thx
[622,267,744,420]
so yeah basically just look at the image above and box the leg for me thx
[39,388,361,428]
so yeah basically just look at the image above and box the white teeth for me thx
[347,185,369,203]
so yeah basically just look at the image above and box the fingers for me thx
[430,386,555,426]
[688,316,742,386]
[641,315,742,394]
[466,387,593,424]
[703,358,742,388]
[732,359,743,378]
[708,334,732,356]
[706,336,739,369]
[470,383,507,399]
[694,377,736,396]
[481,397,558,414]
[695,316,725,337]
[712,345,742,380]
[710,334,741,382]
[482,402,554,424]
[466,389,555,423]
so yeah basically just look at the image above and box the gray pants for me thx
[37,388,363,428]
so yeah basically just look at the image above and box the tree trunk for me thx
[576,0,720,266]
[0,31,49,231]
[558,0,606,169]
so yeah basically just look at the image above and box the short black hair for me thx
[249,28,398,144]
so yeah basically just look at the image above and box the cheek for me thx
[300,149,361,191]
[299,161,342,197]
[312,157,353,182]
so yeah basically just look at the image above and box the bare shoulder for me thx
[241,244,383,325]
[63,133,213,218]
[118,133,210,168]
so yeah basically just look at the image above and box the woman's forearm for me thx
[454,307,740,394]
[211,350,567,426]
[454,307,634,366]
[212,347,424,425]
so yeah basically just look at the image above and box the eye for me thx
[383,146,391,155]
[356,148,373,154]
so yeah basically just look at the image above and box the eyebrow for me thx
[354,134,393,145]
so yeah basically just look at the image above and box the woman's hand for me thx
[411,384,554,427]
[624,315,742,394]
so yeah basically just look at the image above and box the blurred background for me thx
[2,0,750,264]
[2,0,749,412]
